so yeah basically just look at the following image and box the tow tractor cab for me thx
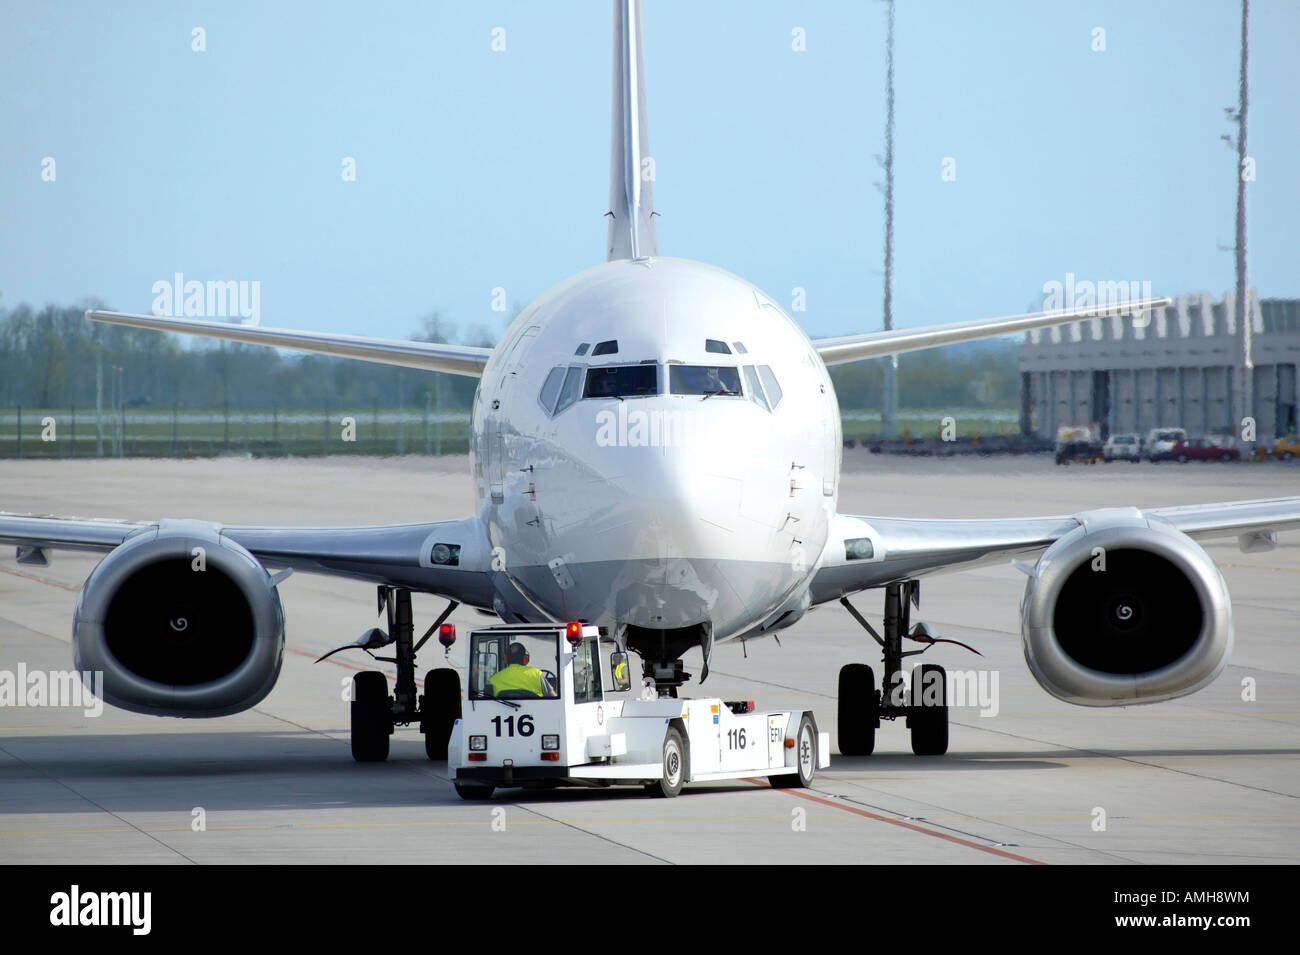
[450,623,829,799]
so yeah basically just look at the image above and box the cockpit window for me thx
[592,340,619,356]
[583,364,659,399]
[538,366,565,414]
[757,365,783,408]
[575,343,590,356]
[669,365,742,396]
[742,365,769,411]
[705,339,732,354]
[554,366,585,414]
[733,342,748,354]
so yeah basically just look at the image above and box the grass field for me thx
[0,406,1022,457]
[0,408,474,458]
[839,408,1021,443]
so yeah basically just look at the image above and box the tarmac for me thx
[1,451,1297,864]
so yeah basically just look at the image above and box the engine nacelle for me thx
[73,520,285,717]
[1021,508,1232,706]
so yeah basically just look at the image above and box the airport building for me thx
[1019,291,1300,442]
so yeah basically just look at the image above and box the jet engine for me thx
[73,520,285,716]
[1020,508,1232,706]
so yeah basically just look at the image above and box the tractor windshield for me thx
[468,631,561,701]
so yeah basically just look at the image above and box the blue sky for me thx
[2,1,1296,343]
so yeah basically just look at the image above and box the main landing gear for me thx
[837,581,978,757]
[317,586,463,762]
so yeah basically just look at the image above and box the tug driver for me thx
[490,643,545,698]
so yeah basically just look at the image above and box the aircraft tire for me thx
[909,663,949,756]
[837,663,877,757]
[351,671,392,762]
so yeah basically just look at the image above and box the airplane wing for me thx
[811,497,1300,604]
[85,310,492,377]
[0,513,497,609]
[811,298,1170,365]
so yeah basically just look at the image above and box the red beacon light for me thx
[565,621,583,647]
[437,624,456,649]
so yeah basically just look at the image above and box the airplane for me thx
[4,0,1297,763]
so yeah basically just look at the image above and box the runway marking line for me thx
[0,566,79,592]
[745,779,1046,864]
[0,815,851,837]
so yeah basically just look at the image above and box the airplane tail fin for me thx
[606,0,657,261]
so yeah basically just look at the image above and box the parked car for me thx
[1272,435,1300,461]
[1170,437,1240,463]
[1102,433,1142,462]
[1054,423,1102,465]
[1055,440,1102,465]
[1145,427,1188,462]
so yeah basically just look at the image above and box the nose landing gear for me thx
[624,623,712,698]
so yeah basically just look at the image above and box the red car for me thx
[1170,438,1240,462]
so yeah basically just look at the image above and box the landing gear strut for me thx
[838,581,949,757]
[344,587,462,762]
[624,623,712,699]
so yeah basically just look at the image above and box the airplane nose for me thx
[600,405,742,554]
[513,397,805,638]
[605,464,733,631]
[564,398,791,634]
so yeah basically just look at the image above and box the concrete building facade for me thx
[1019,291,1300,443]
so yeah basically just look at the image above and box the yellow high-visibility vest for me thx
[490,664,544,697]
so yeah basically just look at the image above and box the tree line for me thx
[827,339,1020,409]
[0,304,483,411]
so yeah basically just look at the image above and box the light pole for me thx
[879,0,898,439]
[112,365,123,457]
[95,338,103,457]
[1225,0,1251,442]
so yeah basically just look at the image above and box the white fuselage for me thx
[469,256,842,642]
